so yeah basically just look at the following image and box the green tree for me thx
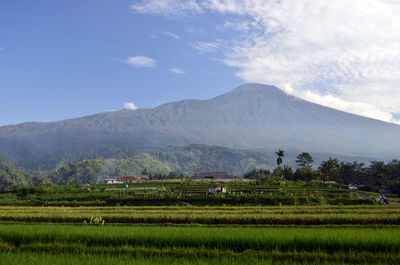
[275,149,285,166]
[293,167,316,181]
[296,152,314,168]
[243,168,271,183]
[319,158,340,182]
[282,165,294,180]
[339,161,364,184]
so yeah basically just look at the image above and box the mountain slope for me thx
[0,155,30,187]
[47,144,275,184]
[1,83,399,169]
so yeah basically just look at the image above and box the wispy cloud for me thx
[123,102,138,110]
[131,0,202,17]
[131,0,400,124]
[190,40,222,54]
[164,32,180,40]
[169,67,186,74]
[0,48,4,51]
[125,56,156,68]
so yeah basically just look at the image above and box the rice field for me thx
[1,204,399,264]
[1,205,399,225]
[1,252,392,265]
[1,224,400,264]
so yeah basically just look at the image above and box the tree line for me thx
[244,150,400,194]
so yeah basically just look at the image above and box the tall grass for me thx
[0,205,399,225]
[1,224,399,253]
[1,252,392,265]
[1,224,400,264]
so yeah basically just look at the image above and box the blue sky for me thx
[0,0,242,126]
[1,0,400,126]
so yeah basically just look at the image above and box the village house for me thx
[116,176,141,183]
[208,186,227,193]
[105,175,150,184]
[192,172,241,182]
[105,177,123,184]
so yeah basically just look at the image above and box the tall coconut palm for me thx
[276,149,285,166]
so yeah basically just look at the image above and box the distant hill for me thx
[0,155,30,187]
[48,144,275,184]
[150,144,275,176]
[1,83,400,170]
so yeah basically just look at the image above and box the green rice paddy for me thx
[1,205,399,264]
[0,205,399,225]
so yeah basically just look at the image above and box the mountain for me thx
[1,83,400,170]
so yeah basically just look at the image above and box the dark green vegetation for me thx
[1,150,398,197]
[245,157,400,195]
[1,224,400,264]
[3,253,374,265]
[1,84,400,171]
[5,253,384,265]
[0,180,374,207]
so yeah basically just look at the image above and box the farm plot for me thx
[0,184,370,206]
[0,224,399,264]
[0,205,399,225]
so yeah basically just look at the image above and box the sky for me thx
[1,0,400,126]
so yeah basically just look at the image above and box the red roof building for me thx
[116,176,141,183]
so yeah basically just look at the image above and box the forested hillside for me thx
[0,155,30,188]
[46,145,274,184]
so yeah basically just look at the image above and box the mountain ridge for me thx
[1,83,399,169]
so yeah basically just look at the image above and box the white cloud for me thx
[123,102,138,110]
[132,0,400,124]
[169,67,186,74]
[131,0,203,17]
[190,40,222,53]
[164,32,180,40]
[282,84,400,124]
[125,56,156,68]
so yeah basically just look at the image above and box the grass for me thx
[1,204,399,264]
[2,252,394,265]
[0,224,399,264]
[0,205,399,225]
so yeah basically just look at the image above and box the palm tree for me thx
[276,149,285,166]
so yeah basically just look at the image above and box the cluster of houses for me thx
[347,184,372,191]
[105,171,243,184]
[105,175,149,184]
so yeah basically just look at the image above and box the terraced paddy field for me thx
[1,205,399,225]
[1,205,399,264]
[0,183,370,206]
[1,224,400,264]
